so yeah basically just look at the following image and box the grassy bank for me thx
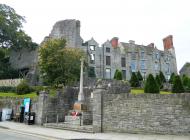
[0,92,37,98]
[130,88,172,94]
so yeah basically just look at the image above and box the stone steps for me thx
[44,123,93,133]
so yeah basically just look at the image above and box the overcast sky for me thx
[1,0,190,72]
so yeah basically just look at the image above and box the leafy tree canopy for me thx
[0,4,38,50]
[39,38,85,86]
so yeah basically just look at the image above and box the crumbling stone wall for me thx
[49,19,83,48]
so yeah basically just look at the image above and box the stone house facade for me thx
[82,35,177,80]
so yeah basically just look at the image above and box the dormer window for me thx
[90,45,95,51]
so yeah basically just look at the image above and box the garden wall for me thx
[93,91,190,135]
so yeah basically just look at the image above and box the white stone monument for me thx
[74,57,87,111]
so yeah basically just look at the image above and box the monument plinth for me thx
[73,101,87,111]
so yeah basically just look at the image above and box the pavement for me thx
[0,121,190,140]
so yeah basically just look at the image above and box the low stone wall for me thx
[93,91,190,135]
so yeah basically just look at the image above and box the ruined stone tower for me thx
[49,19,83,48]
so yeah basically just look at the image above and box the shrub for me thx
[114,69,119,79]
[137,71,143,81]
[130,72,139,87]
[88,67,96,78]
[114,69,122,80]
[172,75,184,93]
[16,81,32,95]
[159,71,166,83]
[144,74,160,94]
[116,70,123,80]
[0,86,16,93]
[155,75,162,89]
[32,86,45,95]
[169,73,175,84]
[182,75,189,88]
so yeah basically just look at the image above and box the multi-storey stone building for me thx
[82,36,177,80]
[45,19,178,80]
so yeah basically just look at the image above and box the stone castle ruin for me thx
[46,19,83,48]
[9,19,177,85]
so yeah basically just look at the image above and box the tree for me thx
[144,74,160,94]
[169,73,175,84]
[39,38,85,86]
[88,67,96,78]
[116,70,122,80]
[114,69,119,79]
[155,75,161,89]
[0,4,37,49]
[182,74,189,89]
[130,72,139,87]
[172,75,184,93]
[137,71,143,81]
[113,69,122,80]
[159,71,166,83]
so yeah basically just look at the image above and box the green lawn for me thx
[0,89,56,99]
[130,88,172,94]
[0,92,37,98]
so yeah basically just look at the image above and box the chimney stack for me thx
[111,37,119,48]
[163,35,173,50]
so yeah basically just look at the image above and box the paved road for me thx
[0,122,190,140]
[0,128,56,140]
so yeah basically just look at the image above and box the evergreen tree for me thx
[187,79,190,90]
[130,72,139,87]
[114,69,119,79]
[137,71,143,81]
[172,75,184,93]
[88,67,96,78]
[159,71,166,83]
[116,70,122,80]
[155,75,161,89]
[169,73,175,84]
[144,74,160,93]
[182,75,189,88]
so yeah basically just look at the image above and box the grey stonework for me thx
[82,38,178,81]
[9,47,39,85]
[180,62,190,77]
[92,91,190,135]
[49,19,83,48]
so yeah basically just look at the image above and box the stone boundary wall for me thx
[93,92,190,135]
[0,79,23,87]
[0,86,93,125]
